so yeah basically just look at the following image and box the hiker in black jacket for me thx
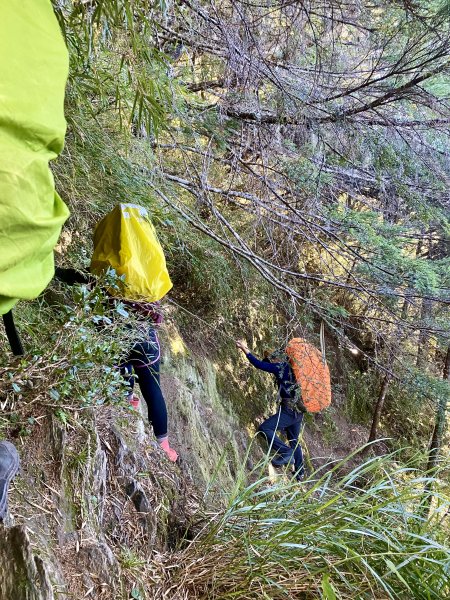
[236,340,304,480]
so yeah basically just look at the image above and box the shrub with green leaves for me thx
[0,274,134,433]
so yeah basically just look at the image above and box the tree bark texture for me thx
[426,347,450,473]
[416,297,433,368]
[368,375,391,444]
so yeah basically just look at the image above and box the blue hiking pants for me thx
[258,406,304,473]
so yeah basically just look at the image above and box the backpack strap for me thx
[2,310,24,356]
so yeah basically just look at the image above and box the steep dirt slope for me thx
[0,321,369,599]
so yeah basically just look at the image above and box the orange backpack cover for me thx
[286,338,331,413]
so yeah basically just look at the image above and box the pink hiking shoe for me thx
[158,438,178,462]
[128,394,140,410]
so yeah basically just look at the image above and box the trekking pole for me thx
[2,310,24,356]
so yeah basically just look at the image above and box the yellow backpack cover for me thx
[90,204,172,302]
[0,0,70,315]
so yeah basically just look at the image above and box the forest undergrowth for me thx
[155,453,450,600]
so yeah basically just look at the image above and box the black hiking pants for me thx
[120,339,168,439]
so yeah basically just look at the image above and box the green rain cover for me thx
[0,0,70,315]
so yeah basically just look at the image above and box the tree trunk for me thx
[426,346,450,473]
[415,235,434,369]
[421,347,450,515]
[399,238,423,334]
[367,375,390,444]
[416,297,433,368]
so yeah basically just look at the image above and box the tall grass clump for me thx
[161,452,450,599]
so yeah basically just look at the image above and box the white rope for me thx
[320,321,326,365]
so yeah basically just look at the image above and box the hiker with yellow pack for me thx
[57,204,178,462]
[91,203,178,462]
[236,335,331,481]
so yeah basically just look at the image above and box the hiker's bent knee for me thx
[258,423,273,438]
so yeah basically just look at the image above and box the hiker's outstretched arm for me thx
[236,339,250,354]
[236,339,280,374]
[244,352,280,374]
[54,267,92,286]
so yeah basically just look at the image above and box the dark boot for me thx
[0,441,20,520]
